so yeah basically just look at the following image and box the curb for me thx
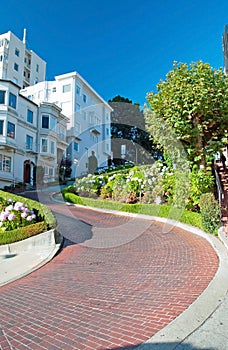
[0,228,63,287]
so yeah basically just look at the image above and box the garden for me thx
[0,190,57,245]
[62,161,220,235]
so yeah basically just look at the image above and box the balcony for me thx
[25,145,38,155]
[0,137,17,151]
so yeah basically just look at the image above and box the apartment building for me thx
[0,30,46,88]
[0,79,68,188]
[0,29,112,181]
[21,72,113,177]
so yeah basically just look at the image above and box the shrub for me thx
[0,199,37,232]
[0,222,48,245]
[188,166,215,210]
[199,193,220,235]
[0,190,56,228]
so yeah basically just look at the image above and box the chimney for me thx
[23,28,27,44]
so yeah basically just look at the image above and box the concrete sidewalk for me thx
[0,228,63,287]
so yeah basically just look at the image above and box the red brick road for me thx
[0,193,219,350]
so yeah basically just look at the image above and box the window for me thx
[0,120,4,135]
[50,116,56,130]
[49,167,54,176]
[82,111,86,120]
[74,142,79,152]
[106,143,110,152]
[42,115,49,128]
[41,138,48,152]
[9,93,17,108]
[36,64,39,72]
[52,87,56,93]
[14,63,19,71]
[13,77,18,84]
[76,103,80,112]
[27,109,33,123]
[106,128,109,136]
[0,91,6,104]
[50,141,55,154]
[76,85,81,94]
[62,84,71,93]
[0,155,11,172]
[26,135,33,150]
[7,122,15,138]
[121,144,126,157]
[83,94,87,103]
[15,48,20,57]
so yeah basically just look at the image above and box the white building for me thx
[0,30,46,88]
[0,29,112,182]
[0,79,68,188]
[21,72,113,177]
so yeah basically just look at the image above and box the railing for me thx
[214,162,224,221]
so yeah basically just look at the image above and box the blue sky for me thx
[0,0,227,107]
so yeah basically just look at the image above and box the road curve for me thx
[0,192,219,350]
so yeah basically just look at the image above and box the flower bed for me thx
[0,190,57,245]
[0,199,37,232]
[61,162,220,235]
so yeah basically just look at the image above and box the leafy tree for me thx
[145,61,228,168]
[109,97,162,164]
[109,95,132,104]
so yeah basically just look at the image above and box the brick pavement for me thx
[0,194,219,350]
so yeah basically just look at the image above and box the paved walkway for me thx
[0,191,223,350]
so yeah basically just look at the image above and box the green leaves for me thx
[145,61,228,168]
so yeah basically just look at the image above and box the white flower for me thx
[5,205,13,212]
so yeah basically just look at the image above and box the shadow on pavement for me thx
[21,190,93,245]
[109,343,217,350]
[54,211,93,244]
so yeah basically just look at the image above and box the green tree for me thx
[109,96,162,163]
[145,61,228,168]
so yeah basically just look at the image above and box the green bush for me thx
[0,222,47,245]
[61,190,203,230]
[199,193,220,235]
[188,167,215,210]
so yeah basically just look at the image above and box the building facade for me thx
[0,29,112,183]
[0,79,68,188]
[0,30,46,88]
[21,72,113,177]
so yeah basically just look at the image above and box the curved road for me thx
[0,192,219,350]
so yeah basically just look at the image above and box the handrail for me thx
[214,162,224,221]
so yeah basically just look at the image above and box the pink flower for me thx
[26,215,33,221]
[8,213,15,221]
[0,212,8,221]
[21,212,28,218]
